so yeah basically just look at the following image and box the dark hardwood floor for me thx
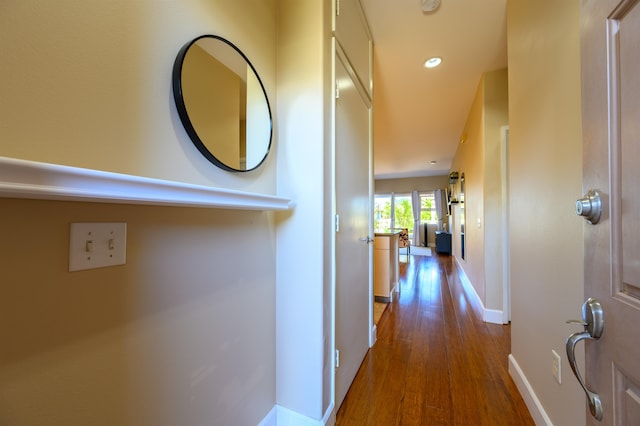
[335,252,534,425]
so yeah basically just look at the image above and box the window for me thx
[374,191,441,243]
[420,192,437,224]
[374,195,392,232]
[393,194,414,231]
[375,190,440,227]
[374,193,415,239]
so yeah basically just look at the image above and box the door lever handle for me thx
[566,332,603,421]
[359,237,374,244]
[565,298,604,421]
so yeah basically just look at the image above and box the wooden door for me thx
[580,0,640,423]
[334,48,372,409]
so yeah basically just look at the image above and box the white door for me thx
[334,49,372,408]
[575,0,640,423]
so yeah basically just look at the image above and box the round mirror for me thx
[172,35,273,172]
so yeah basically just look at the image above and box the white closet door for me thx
[334,49,372,409]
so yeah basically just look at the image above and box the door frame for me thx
[501,125,511,323]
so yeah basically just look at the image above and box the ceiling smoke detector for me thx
[421,0,441,13]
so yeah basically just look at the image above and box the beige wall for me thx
[0,0,276,194]
[275,0,334,420]
[374,175,449,194]
[0,1,278,425]
[451,74,486,302]
[0,200,277,425]
[451,69,509,311]
[483,69,509,312]
[507,0,586,424]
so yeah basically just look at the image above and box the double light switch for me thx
[69,222,127,271]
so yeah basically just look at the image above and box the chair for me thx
[394,228,410,257]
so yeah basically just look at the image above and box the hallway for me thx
[335,253,534,425]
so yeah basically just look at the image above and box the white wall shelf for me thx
[0,156,292,211]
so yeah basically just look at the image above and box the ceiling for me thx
[359,0,508,179]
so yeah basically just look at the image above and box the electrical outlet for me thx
[552,350,561,384]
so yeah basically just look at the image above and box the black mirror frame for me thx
[172,35,273,172]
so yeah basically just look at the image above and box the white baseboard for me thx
[258,406,278,426]
[484,308,504,324]
[259,404,335,426]
[370,323,377,347]
[454,257,505,325]
[508,354,552,426]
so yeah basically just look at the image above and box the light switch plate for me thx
[69,222,127,271]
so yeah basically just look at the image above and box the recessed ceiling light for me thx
[424,57,442,68]
[430,160,437,165]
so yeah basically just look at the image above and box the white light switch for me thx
[69,222,127,271]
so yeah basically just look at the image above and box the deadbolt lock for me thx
[576,190,602,224]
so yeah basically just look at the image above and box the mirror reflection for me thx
[172,35,272,172]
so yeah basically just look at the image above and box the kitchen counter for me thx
[374,231,400,302]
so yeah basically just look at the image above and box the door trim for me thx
[501,125,511,323]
